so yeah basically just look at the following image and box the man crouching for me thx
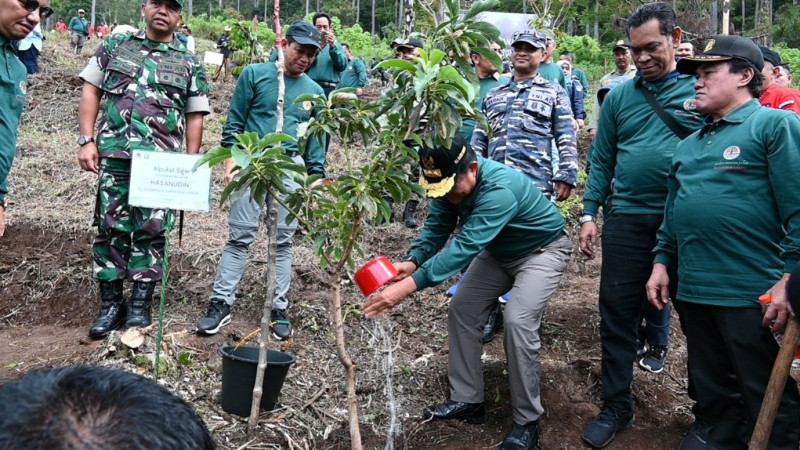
[363,135,572,450]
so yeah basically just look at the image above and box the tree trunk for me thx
[91,0,97,30]
[331,281,362,450]
[371,0,376,35]
[710,0,718,35]
[187,0,193,18]
[593,0,599,42]
[403,0,415,38]
[742,0,746,33]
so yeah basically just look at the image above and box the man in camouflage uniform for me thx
[470,29,578,348]
[77,0,209,339]
[471,29,578,201]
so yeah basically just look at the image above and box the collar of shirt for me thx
[698,99,760,136]
[132,29,186,52]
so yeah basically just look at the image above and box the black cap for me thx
[759,46,782,67]
[613,39,631,51]
[677,35,764,74]
[285,21,321,49]
[396,37,424,50]
[418,136,469,198]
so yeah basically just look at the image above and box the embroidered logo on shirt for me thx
[683,98,697,111]
[722,146,741,160]
[19,81,27,96]
[302,101,312,110]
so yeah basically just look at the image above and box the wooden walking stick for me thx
[749,317,800,450]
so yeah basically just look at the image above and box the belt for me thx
[317,81,338,88]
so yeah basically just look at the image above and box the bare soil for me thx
[1,33,785,450]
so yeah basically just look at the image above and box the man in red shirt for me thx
[759,46,800,113]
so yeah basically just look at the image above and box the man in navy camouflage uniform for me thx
[77,0,209,339]
[471,29,578,202]
[470,28,578,349]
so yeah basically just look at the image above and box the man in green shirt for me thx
[0,0,51,237]
[364,135,571,450]
[336,43,367,96]
[647,34,800,449]
[579,4,706,448]
[68,8,90,54]
[196,21,326,339]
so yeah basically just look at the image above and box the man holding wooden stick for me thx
[646,35,800,449]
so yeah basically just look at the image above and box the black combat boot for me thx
[126,281,156,329]
[403,200,419,228]
[89,280,126,339]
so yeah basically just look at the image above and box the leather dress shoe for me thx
[423,400,486,424]
[502,421,540,450]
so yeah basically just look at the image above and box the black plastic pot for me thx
[219,346,296,417]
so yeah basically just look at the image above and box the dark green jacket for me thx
[0,37,27,203]
[583,73,703,215]
[337,57,367,89]
[409,157,565,290]
[654,100,800,307]
[222,62,327,176]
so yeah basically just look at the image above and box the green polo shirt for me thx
[538,62,567,89]
[306,43,347,85]
[337,57,367,89]
[583,73,703,215]
[459,74,510,140]
[223,62,327,176]
[654,100,800,307]
[408,157,565,290]
[0,37,27,203]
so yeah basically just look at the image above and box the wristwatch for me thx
[579,214,597,224]
[77,136,95,146]
[402,254,420,269]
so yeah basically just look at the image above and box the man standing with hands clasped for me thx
[77,0,209,339]
[364,135,572,450]
[647,34,800,449]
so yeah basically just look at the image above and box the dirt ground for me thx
[0,33,786,450]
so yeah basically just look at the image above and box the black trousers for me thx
[599,214,678,410]
[681,301,800,449]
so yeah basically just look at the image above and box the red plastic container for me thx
[354,256,399,296]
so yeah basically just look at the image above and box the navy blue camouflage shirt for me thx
[471,76,578,198]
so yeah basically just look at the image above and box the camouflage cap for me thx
[613,39,631,51]
[511,30,547,49]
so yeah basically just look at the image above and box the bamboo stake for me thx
[749,319,800,450]
[247,1,284,434]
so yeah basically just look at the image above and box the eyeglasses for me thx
[21,0,54,19]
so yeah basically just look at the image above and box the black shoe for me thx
[270,308,293,340]
[482,301,504,344]
[639,345,668,373]
[126,281,155,329]
[89,280,126,339]
[197,300,231,335]
[423,400,486,424]
[679,418,710,450]
[501,421,540,450]
[403,200,419,228]
[582,406,634,448]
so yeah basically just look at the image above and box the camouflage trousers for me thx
[93,158,174,283]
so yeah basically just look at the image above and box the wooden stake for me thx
[749,319,800,450]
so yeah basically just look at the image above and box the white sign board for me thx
[204,51,224,66]
[129,151,211,212]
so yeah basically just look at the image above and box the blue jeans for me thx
[598,214,677,410]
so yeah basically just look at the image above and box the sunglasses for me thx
[21,0,54,19]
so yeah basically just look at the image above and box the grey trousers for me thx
[210,160,301,310]
[71,32,86,53]
[448,233,572,425]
